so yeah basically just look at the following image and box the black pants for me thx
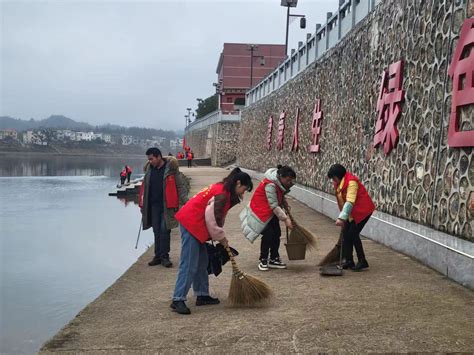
[260,216,281,261]
[187,160,192,168]
[151,204,171,259]
[127,172,131,183]
[120,176,126,184]
[342,215,371,262]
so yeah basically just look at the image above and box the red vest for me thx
[138,174,179,209]
[175,183,231,244]
[249,178,284,223]
[334,172,375,224]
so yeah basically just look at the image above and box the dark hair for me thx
[146,147,162,157]
[277,165,296,178]
[327,164,346,179]
[222,167,253,203]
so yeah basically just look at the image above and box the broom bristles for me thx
[228,271,272,307]
[285,207,318,251]
[318,244,341,266]
[225,244,272,307]
[292,224,318,251]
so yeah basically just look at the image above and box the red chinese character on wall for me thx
[277,111,286,151]
[308,99,323,153]
[265,115,273,151]
[447,18,474,148]
[291,108,300,152]
[373,60,405,155]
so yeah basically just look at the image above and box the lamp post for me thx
[280,0,306,56]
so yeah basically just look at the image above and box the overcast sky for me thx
[1,0,336,131]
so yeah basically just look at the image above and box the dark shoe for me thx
[341,260,355,270]
[196,295,220,306]
[161,258,173,268]
[268,258,287,269]
[170,301,191,315]
[148,257,161,266]
[352,260,369,272]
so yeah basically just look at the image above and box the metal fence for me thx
[185,110,241,133]
[246,0,382,106]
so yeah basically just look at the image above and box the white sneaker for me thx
[269,258,287,269]
[258,260,269,271]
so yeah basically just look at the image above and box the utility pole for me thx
[247,44,258,87]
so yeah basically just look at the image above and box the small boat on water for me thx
[108,178,143,196]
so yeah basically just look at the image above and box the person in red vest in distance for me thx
[186,150,193,168]
[171,168,253,315]
[327,164,375,271]
[139,148,188,268]
[240,165,296,271]
[125,165,132,183]
[119,169,127,185]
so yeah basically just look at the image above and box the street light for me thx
[281,0,306,56]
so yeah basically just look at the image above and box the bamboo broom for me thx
[318,230,343,266]
[283,204,318,251]
[224,245,272,307]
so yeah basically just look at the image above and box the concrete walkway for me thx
[41,167,474,353]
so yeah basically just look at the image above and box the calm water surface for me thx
[0,155,156,354]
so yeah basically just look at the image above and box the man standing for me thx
[139,148,188,268]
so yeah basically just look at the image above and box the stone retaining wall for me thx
[238,0,473,242]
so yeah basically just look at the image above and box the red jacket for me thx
[187,153,193,160]
[175,183,230,244]
[249,178,284,223]
[334,172,375,224]
[138,174,179,209]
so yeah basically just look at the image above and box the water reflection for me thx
[116,195,140,207]
[0,154,146,177]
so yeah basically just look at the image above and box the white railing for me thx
[246,0,383,106]
[185,110,241,133]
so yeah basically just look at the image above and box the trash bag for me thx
[206,243,239,276]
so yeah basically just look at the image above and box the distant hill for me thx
[0,115,92,130]
[0,115,178,139]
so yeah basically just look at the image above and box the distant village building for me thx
[75,132,94,141]
[121,135,133,145]
[22,130,47,145]
[0,129,18,140]
[170,139,183,149]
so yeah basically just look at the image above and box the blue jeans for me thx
[172,225,209,301]
[151,204,171,259]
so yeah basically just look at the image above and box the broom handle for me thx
[224,244,239,271]
[282,200,296,224]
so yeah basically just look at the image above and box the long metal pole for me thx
[135,220,142,249]
[285,5,290,56]
[250,47,254,87]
